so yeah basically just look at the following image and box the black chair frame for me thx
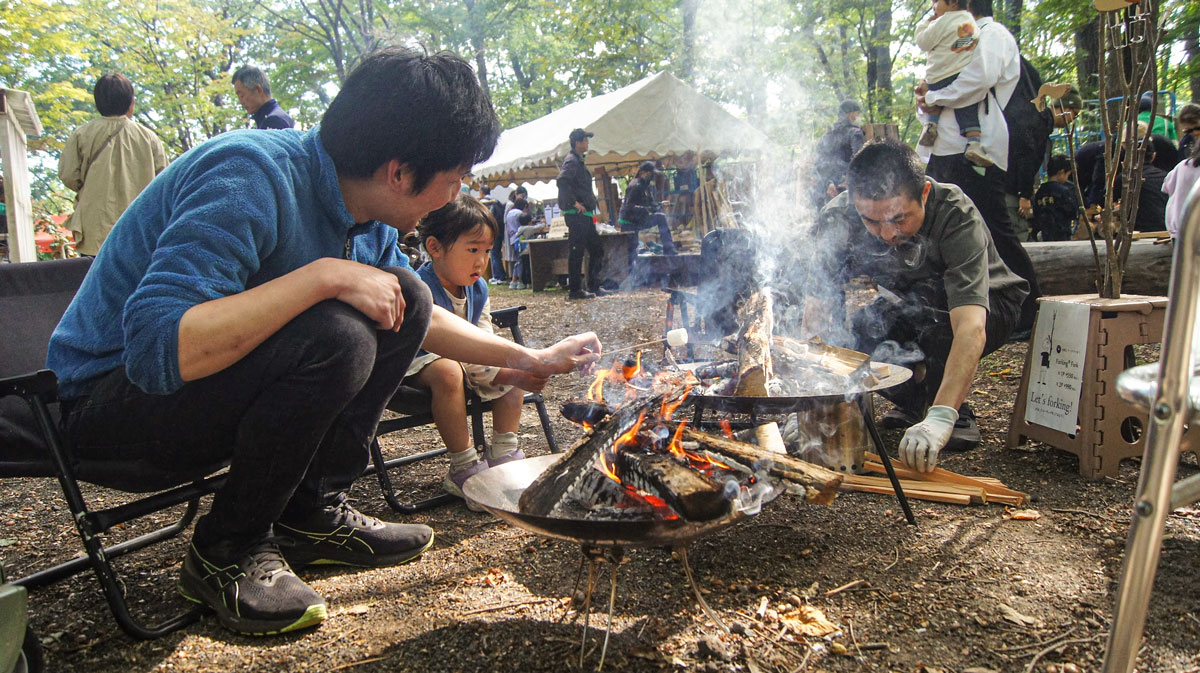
[365,305,560,513]
[1,258,227,640]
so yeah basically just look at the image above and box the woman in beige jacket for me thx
[59,73,168,255]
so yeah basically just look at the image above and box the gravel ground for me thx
[3,285,1199,673]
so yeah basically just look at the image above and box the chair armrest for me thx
[490,305,526,331]
[0,370,60,400]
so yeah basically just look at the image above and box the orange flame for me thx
[586,367,610,403]
[621,350,644,381]
[659,385,692,420]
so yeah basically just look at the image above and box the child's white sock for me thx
[488,432,519,461]
[449,447,481,472]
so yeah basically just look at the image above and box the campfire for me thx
[519,345,848,523]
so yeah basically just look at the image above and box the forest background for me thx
[2,0,1198,214]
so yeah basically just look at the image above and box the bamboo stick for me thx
[864,453,1029,505]
[841,483,972,505]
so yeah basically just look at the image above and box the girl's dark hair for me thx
[94,74,134,117]
[320,47,500,193]
[417,194,498,249]
[518,212,533,226]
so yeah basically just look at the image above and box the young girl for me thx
[406,194,547,505]
[914,0,991,167]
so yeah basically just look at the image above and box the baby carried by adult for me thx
[914,0,992,167]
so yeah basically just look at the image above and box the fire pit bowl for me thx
[681,360,914,414]
[463,454,750,548]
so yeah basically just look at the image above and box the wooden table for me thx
[526,232,636,291]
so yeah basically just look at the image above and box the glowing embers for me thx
[556,373,739,522]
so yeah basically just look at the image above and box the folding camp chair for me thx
[664,228,758,361]
[366,305,560,513]
[0,258,228,640]
[1102,183,1200,672]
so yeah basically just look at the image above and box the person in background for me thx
[1163,130,1200,239]
[814,100,866,207]
[480,185,508,284]
[1031,155,1080,242]
[914,0,989,166]
[557,128,608,299]
[1137,93,1177,142]
[405,195,543,505]
[504,195,529,289]
[1008,87,1083,241]
[1177,103,1200,162]
[619,160,678,264]
[916,0,1041,340]
[232,65,295,130]
[59,73,168,256]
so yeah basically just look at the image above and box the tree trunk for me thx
[680,0,698,82]
[866,5,893,121]
[1075,17,1101,99]
[1186,30,1200,103]
[1023,239,1171,297]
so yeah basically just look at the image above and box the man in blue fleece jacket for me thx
[46,48,601,637]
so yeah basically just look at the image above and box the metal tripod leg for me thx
[859,396,917,525]
[677,545,728,633]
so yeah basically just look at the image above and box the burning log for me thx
[520,388,686,517]
[684,428,843,505]
[617,452,729,521]
[734,291,774,396]
[561,400,615,427]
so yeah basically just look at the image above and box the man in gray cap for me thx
[814,100,866,207]
[557,128,608,299]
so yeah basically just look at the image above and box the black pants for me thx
[61,267,433,550]
[928,74,981,135]
[927,154,1041,330]
[566,213,603,293]
[851,281,1020,415]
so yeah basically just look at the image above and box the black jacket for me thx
[618,175,660,228]
[252,99,295,130]
[814,118,865,188]
[556,151,597,212]
[1032,180,1080,241]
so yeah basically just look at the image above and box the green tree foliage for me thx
[1,0,1192,216]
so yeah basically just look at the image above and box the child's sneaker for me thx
[964,140,994,167]
[443,460,488,511]
[918,121,938,147]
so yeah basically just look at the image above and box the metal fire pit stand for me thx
[687,394,917,526]
[563,544,724,671]
[1101,183,1200,673]
[462,455,749,672]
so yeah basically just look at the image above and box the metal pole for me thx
[1102,176,1200,672]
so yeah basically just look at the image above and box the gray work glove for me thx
[898,405,958,473]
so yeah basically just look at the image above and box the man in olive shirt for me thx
[805,139,1028,472]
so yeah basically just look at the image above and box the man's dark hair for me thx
[418,193,499,249]
[512,196,528,212]
[846,139,927,202]
[232,65,271,96]
[966,0,993,17]
[1179,103,1200,126]
[94,74,134,117]
[320,47,500,193]
[1046,154,1072,177]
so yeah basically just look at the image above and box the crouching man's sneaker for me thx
[276,497,434,569]
[179,539,326,636]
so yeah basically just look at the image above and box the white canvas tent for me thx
[474,71,772,185]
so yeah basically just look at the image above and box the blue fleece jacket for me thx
[47,127,407,399]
